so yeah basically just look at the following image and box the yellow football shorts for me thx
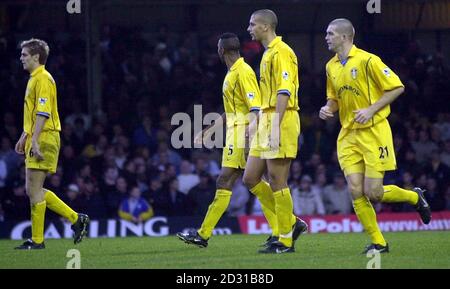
[249,109,300,159]
[25,130,60,174]
[337,118,396,178]
[222,124,247,169]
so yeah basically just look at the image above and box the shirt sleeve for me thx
[273,50,297,97]
[326,65,338,101]
[240,70,261,112]
[368,56,404,91]
[35,77,53,118]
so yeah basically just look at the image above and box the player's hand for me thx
[15,136,26,155]
[268,126,280,151]
[193,130,204,146]
[353,108,375,124]
[319,105,334,120]
[31,140,44,161]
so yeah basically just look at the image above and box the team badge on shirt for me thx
[282,71,289,80]
[382,67,391,77]
[246,92,255,100]
[350,68,358,80]
[38,97,47,105]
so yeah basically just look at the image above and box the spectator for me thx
[177,160,200,194]
[292,175,325,216]
[63,184,85,214]
[288,160,302,186]
[412,130,438,164]
[132,115,158,153]
[3,180,29,221]
[186,172,216,216]
[425,150,450,190]
[118,186,154,223]
[424,177,445,211]
[0,136,21,177]
[105,177,128,218]
[322,173,352,215]
[99,166,120,199]
[151,141,182,167]
[145,177,162,206]
[81,178,107,219]
[153,178,189,216]
[46,174,63,195]
[227,178,250,217]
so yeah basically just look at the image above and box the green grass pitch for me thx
[1,231,449,269]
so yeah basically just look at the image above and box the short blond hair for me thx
[20,38,50,65]
[252,9,278,30]
[329,18,355,40]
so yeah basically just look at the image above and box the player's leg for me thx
[263,158,296,250]
[344,164,387,252]
[196,167,241,241]
[382,185,431,224]
[44,188,90,244]
[44,189,78,224]
[364,168,431,224]
[363,119,431,224]
[243,156,279,238]
[15,168,47,249]
[381,184,418,204]
[35,131,89,244]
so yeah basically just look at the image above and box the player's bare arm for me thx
[194,112,226,145]
[353,86,404,124]
[31,115,47,160]
[246,110,259,143]
[269,93,289,149]
[319,99,338,120]
[15,131,28,154]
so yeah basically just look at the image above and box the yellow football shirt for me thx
[23,65,61,135]
[223,57,261,127]
[326,45,404,129]
[259,36,299,111]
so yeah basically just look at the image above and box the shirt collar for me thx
[268,36,282,49]
[31,65,45,77]
[334,45,357,62]
[230,57,244,71]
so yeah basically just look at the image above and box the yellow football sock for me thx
[353,196,386,246]
[44,189,78,224]
[198,189,232,240]
[274,188,294,248]
[250,181,279,236]
[382,185,418,205]
[31,201,47,244]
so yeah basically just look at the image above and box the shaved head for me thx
[252,9,278,30]
[217,32,240,63]
[329,18,355,40]
[219,32,240,53]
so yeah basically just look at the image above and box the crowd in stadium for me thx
[0,25,449,222]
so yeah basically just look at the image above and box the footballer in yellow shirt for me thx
[320,19,431,254]
[244,9,307,254]
[14,38,89,250]
[177,33,262,246]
